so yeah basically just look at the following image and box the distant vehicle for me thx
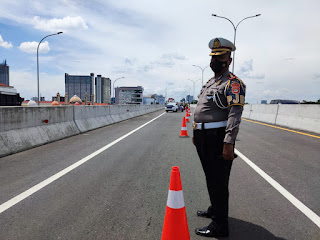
[165,102,179,112]
[177,102,184,112]
[270,99,300,104]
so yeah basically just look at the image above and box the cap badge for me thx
[213,39,221,49]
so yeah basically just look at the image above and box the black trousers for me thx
[194,127,233,223]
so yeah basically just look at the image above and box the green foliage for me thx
[301,99,320,104]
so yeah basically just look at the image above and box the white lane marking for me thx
[0,112,166,214]
[235,149,320,228]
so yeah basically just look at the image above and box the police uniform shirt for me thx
[194,70,246,144]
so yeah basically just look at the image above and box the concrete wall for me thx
[0,106,79,157]
[242,104,320,134]
[248,104,279,125]
[0,104,164,158]
[275,105,320,133]
[74,106,114,132]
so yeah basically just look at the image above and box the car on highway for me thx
[165,102,179,112]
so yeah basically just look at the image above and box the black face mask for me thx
[210,59,228,73]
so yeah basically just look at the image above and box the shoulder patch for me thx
[226,78,245,107]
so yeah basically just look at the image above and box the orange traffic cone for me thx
[162,166,190,240]
[185,111,190,123]
[179,117,189,138]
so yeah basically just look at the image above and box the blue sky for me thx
[0,0,319,103]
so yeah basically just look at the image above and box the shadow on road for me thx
[225,217,287,240]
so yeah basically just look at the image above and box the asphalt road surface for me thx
[0,108,319,240]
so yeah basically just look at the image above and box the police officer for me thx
[193,37,246,238]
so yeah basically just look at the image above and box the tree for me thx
[301,99,320,104]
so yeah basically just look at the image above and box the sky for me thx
[0,0,319,103]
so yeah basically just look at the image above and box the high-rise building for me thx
[65,73,94,101]
[0,60,9,86]
[186,95,193,103]
[95,75,111,104]
[152,94,165,104]
[115,86,143,104]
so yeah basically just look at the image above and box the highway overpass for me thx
[0,108,319,239]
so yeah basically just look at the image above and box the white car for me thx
[165,102,178,112]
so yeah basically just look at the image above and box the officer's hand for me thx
[223,143,234,160]
[192,136,195,145]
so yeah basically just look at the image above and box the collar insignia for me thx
[216,80,222,85]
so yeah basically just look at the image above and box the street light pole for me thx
[112,77,125,104]
[212,14,261,73]
[188,79,200,102]
[37,32,63,106]
[192,65,209,87]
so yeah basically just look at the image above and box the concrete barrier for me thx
[242,105,251,118]
[248,104,279,125]
[109,105,130,122]
[0,106,79,158]
[138,105,148,115]
[74,106,114,132]
[146,105,153,114]
[275,105,320,134]
[0,104,165,157]
[125,105,140,118]
[242,104,320,134]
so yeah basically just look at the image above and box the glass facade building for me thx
[0,60,9,86]
[186,95,193,103]
[65,73,94,101]
[95,75,111,104]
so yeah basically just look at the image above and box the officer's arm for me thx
[224,105,243,144]
[223,79,246,145]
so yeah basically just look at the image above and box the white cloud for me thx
[0,34,13,48]
[1,0,320,102]
[32,16,88,32]
[18,41,50,54]
[10,70,63,100]
[237,59,265,80]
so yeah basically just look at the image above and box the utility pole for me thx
[37,32,63,106]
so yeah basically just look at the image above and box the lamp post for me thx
[192,65,209,87]
[112,77,125,104]
[212,14,261,73]
[37,32,63,106]
[188,79,200,102]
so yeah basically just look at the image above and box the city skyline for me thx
[0,0,319,103]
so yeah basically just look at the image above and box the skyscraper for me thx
[65,73,94,101]
[186,95,193,103]
[95,75,111,104]
[0,60,9,86]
